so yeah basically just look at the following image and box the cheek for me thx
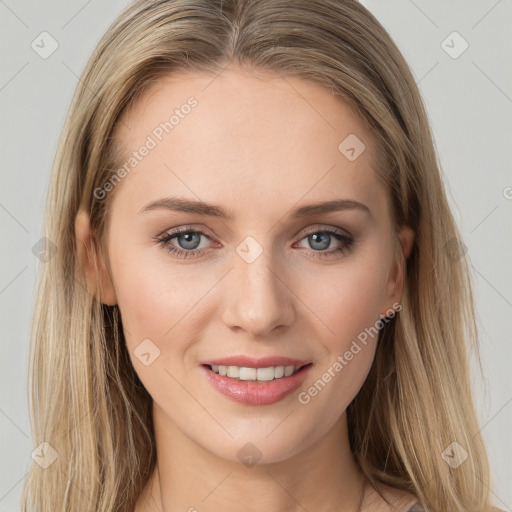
[111,254,215,403]
[115,264,209,344]
[305,258,389,344]
[298,268,384,422]
[110,241,210,349]
[296,250,390,404]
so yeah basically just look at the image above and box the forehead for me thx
[110,66,388,221]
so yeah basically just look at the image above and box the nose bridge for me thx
[221,235,295,336]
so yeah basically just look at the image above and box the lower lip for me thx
[201,364,313,405]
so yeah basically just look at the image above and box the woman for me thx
[21,1,500,511]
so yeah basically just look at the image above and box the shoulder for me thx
[405,504,508,512]
[362,480,435,512]
[364,482,421,512]
[364,481,507,512]
[406,504,427,512]
[401,492,509,512]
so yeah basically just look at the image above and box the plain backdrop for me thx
[1,1,511,510]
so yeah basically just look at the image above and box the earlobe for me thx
[393,224,415,292]
[382,225,415,316]
[74,209,117,305]
[399,224,415,260]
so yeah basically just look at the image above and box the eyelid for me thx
[156,223,215,239]
[297,224,353,240]
[154,223,355,261]
[157,223,353,244]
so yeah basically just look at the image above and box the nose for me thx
[221,244,296,338]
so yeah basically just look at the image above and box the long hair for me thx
[21,1,495,510]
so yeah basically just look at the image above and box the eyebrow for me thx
[138,196,372,220]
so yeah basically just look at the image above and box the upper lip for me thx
[200,356,312,368]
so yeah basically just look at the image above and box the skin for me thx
[75,64,415,512]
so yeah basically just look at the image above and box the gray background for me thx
[1,0,511,510]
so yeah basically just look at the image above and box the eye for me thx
[294,226,354,259]
[154,227,213,259]
[154,225,354,260]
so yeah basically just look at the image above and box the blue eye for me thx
[154,226,354,260]
[155,228,212,259]
[295,228,354,258]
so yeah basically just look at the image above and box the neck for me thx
[136,403,367,512]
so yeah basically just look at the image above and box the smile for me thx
[201,363,313,405]
[206,363,310,381]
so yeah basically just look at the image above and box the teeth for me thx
[210,364,303,381]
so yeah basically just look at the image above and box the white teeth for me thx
[226,366,239,378]
[274,366,285,378]
[257,367,275,381]
[240,367,257,380]
[284,366,295,377]
[209,364,304,381]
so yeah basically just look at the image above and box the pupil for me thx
[179,232,200,250]
[310,233,329,250]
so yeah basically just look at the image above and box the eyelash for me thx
[154,225,354,260]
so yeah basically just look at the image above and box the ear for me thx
[74,209,117,305]
[381,224,415,315]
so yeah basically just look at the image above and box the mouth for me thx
[202,362,313,382]
[200,361,314,405]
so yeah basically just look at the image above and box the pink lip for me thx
[200,355,311,368]
[200,363,313,406]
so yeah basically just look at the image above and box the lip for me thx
[200,356,311,368]
[200,362,313,406]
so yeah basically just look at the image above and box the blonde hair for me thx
[21,1,495,511]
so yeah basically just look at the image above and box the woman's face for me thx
[96,66,411,464]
